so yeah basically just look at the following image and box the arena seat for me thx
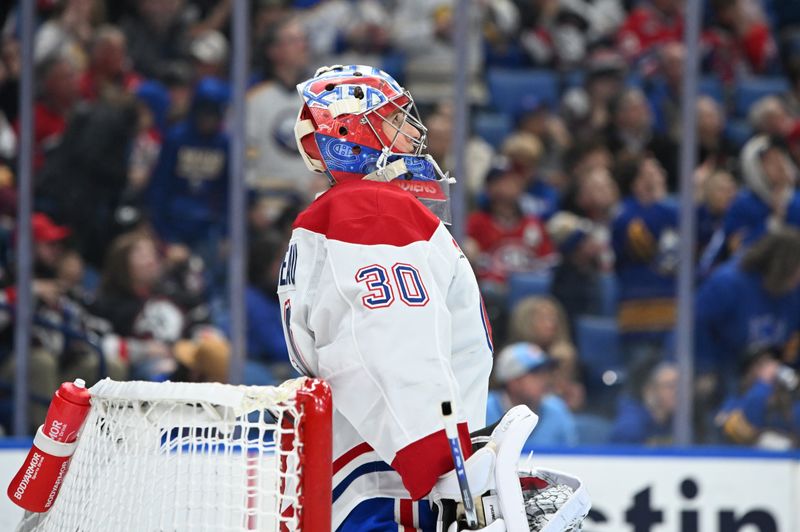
[486,68,559,115]
[507,270,553,311]
[734,76,790,118]
[473,111,513,149]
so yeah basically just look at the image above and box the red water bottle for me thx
[7,379,92,512]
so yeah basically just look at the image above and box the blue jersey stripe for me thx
[332,461,395,503]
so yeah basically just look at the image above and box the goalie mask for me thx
[295,64,454,223]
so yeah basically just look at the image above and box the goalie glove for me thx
[430,405,591,532]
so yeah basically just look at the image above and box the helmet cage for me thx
[362,90,428,157]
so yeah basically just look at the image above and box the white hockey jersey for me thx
[277,179,494,530]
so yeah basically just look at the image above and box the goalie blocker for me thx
[430,405,591,532]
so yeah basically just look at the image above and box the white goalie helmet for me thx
[430,405,591,532]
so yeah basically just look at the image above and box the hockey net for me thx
[18,377,332,532]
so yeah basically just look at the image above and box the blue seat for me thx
[486,68,559,115]
[598,273,618,318]
[575,316,621,378]
[724,119,754,149]
[574,413,613,445]
[698,75,725,103]
[734,76,790,118]
[507,270,552,311]
[473,111,513,149]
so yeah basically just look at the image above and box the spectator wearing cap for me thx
[486,342,577,447]
[609,360,678,445]
[547,212,611,329]
[723,135,800,254]
[190,30,228,81]
[147,76,230,283]
[611,155,678,365]
[127,81,170,201]
[0,214,110,433]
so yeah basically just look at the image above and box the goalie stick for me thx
[441,401,479,529]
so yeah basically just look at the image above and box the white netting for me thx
[18,378,325,532]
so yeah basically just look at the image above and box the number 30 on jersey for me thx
[355,263,429,309]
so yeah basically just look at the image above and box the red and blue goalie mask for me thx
[294,65,454,223]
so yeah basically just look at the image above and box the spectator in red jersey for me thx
[465,162,555,294]
[78,25,141,102]
[17,54,80,172]
[705,0,779,77]
[617,0,684,63]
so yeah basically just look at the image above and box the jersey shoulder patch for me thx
[293,180,441,246]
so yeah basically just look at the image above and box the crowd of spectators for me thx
[1,0,800,448]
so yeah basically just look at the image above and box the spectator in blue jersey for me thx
[645,42,684,139]
[242,231,293,385]
[695,229,800,391]
[696,168,738,276]
[610,360,678,445]
[723,135,800,254]
[486,342,578,448]
[716,347,800,449]
[146,77,230,283]
[612,155,678,364]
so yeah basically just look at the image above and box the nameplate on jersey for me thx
[279,242,298,288]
